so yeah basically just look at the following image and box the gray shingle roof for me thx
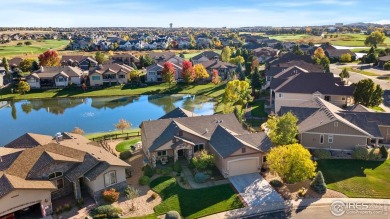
[192,51,221,61]
[235,132,273,152]
[0,174,14,198]
[4,133,52,148]
[274,73,355,96]
[65,153,100,182]
[159,107,199,119]
[84,161,110,181]
[209,125,248,158]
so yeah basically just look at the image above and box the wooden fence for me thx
[92,131,141,142]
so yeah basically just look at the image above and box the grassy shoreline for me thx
[0,82,226,101]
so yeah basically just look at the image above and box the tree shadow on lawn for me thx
[150,176,243,218]
[317,159,385,184]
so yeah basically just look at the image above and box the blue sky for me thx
[1,0,389,27]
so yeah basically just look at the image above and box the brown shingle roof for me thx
[4,133,52,148]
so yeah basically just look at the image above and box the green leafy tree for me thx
[365,31,386,48]
[140,55,154,67]
[2,57,10,82]
[223,80,251,106]
[18,81,30,95]
[267,143,316,184]
[384,62,390,70]
[267,112,299,146]
[19,58,34,72]
[340,53,352,63]
[191,150,215,171]
[320,57,330,73]
[236,63,245,80]
[95,51,107,64]
[251,67,262,94]
[221,46,232,62]
[229,56,245,65]
[293,45,304,55]
[339,68,350,83]
[129,70,140,82]
[310,171,327,194]
[353,79,383,107]
[115,118,131,134]
[162,62,176,88]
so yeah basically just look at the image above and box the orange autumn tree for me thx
[181,60,195,84]
[211,69,221,85]
[38,49,60,66]
[162,62,176,88]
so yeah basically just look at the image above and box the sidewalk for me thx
[201,198,390,219]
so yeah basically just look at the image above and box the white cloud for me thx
[372,20,390,25]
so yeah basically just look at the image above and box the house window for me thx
[57,77,65,82]
[104,171,117,187]
[334,122,338,127]
[92,76,100,80]
[157,150,167,156]
[262,156,267,163]
[241,147,246,153]
[119,74,125,79]
[325,96,331,101]
[49,172,64,190]
[278,93,284,98]
[342,96,346,100]
[179,131,183,136]
[194,144,205,153]
[328,135,334,144]
[49,172,63,179]
[320,135,324,144]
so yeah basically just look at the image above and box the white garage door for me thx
[228,158,259,176]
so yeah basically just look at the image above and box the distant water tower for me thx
[170,23,173,28]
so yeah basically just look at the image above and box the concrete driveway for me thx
[229,173,284,207]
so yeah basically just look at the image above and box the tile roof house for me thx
[272,72,355,113]
[89,63,133,86]
[280,97,390,150]
[141,108,272,177]
[0,133,130,218]
[26,66,84,88]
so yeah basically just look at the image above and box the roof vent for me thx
[205,128,209,133]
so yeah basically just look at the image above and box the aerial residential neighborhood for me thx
[1,1,390,219]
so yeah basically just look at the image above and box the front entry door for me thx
[177,149,184,157]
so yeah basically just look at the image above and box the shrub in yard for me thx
[165,210,181,219]
[143,164,155,177]
[173,161,182,172]
[76,198,84,209]
[161,167,173,176]
[102,188,120,203]
[352,147,368,160]
[194,172,209,183]
[55,206,63,215]
[312,149,331,159]
[270,179,283,188]
[380,145,388,159]
[368,148,382,160]
[63,203,72,211]
[119,150,132,160]
[310,171,327,194]
[92,205,122,218]
[156,168,163,174]
[191,150,215,171]
[138,176,150,185]
[384,62,390,71]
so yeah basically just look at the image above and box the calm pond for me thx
[0,95,215,146]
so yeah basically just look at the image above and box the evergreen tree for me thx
[310,171,327,194]
[2,57,10,83]
[251,67,261,94]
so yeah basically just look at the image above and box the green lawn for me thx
[250,100,268,117]
[115,137,141,152]
[368,106,385,112]
[267,33,390,47]
[150,176,243,219]
[0,83,226,101]
[340,67,380,76]
[0,40,69,57]
[84,129,140,140]
[317,159,390,198]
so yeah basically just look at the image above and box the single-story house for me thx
[89,63,133,86]
[280,97,390,150]
[141,108,272,177]
[26,66,84,88]
[0,132,130,218]
[325,49,357,62]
